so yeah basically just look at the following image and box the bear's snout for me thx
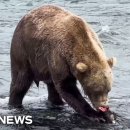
[92,100,108,110]
[89,94,109,110]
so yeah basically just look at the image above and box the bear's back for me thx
[18,5,89,52]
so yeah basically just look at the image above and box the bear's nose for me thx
[103,101,108,105]
[100,100,108,107]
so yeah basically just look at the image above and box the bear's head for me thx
[76,57,116,110]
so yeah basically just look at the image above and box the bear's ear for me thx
[76,62,88,72]
[107,57,117,68]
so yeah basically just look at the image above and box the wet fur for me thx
[9,5,113,120]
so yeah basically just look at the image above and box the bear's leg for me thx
[48,54,99,118]
[55,77,99,117]
[47,82,64,105]
[9,69,33,107]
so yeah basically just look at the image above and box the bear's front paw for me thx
[87,112,115,123]
[101,111,116,123]
[88,116,106,123]
[98,107,116,123]
[83,109,103,122]
[84,107,116,123]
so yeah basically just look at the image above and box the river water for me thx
[0,0,130,129]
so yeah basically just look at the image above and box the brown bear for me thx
[9,5,116,122]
